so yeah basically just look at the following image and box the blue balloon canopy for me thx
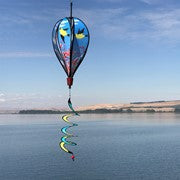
[52,17,90,78]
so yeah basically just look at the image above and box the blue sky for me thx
[0,0,180,109]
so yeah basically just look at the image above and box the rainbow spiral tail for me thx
[59,98,79,160]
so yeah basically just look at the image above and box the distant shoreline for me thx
[1,100,180,114]
[17,109,180,114]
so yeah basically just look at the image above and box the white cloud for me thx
[0,93,5,102]
[0,51,53,58]
[0,93,5,97]
[140,0,163,5]
[0,7,66,26]
[1,3,180,44]
[73,7,180,43]
[0,93,67,110]
[141,9,180,40]
[96,0,123,2]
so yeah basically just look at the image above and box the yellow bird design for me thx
[59,28,69,43]
[75,28,88,39]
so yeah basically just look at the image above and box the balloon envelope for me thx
[52,17,90,77]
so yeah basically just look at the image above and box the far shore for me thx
[18,109,179,114]
[1,100,180,114]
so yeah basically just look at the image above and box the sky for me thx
[0,0,180,110]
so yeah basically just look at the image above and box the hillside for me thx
[77,100,180,113]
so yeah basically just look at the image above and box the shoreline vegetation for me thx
[18,100,180,114]
[18,108,180,114]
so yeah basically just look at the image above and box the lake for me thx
[0,113,180,180]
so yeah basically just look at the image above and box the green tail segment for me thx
[68,98,79,116]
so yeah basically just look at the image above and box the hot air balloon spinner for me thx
[52,1,90,161]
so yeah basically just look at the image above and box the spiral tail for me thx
[59,97,79,160]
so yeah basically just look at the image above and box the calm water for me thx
[0,113,180,180]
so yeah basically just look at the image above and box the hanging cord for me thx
[59,89,79,161]
[69,88,71,99]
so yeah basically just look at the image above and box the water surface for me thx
[0,113,179,180]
